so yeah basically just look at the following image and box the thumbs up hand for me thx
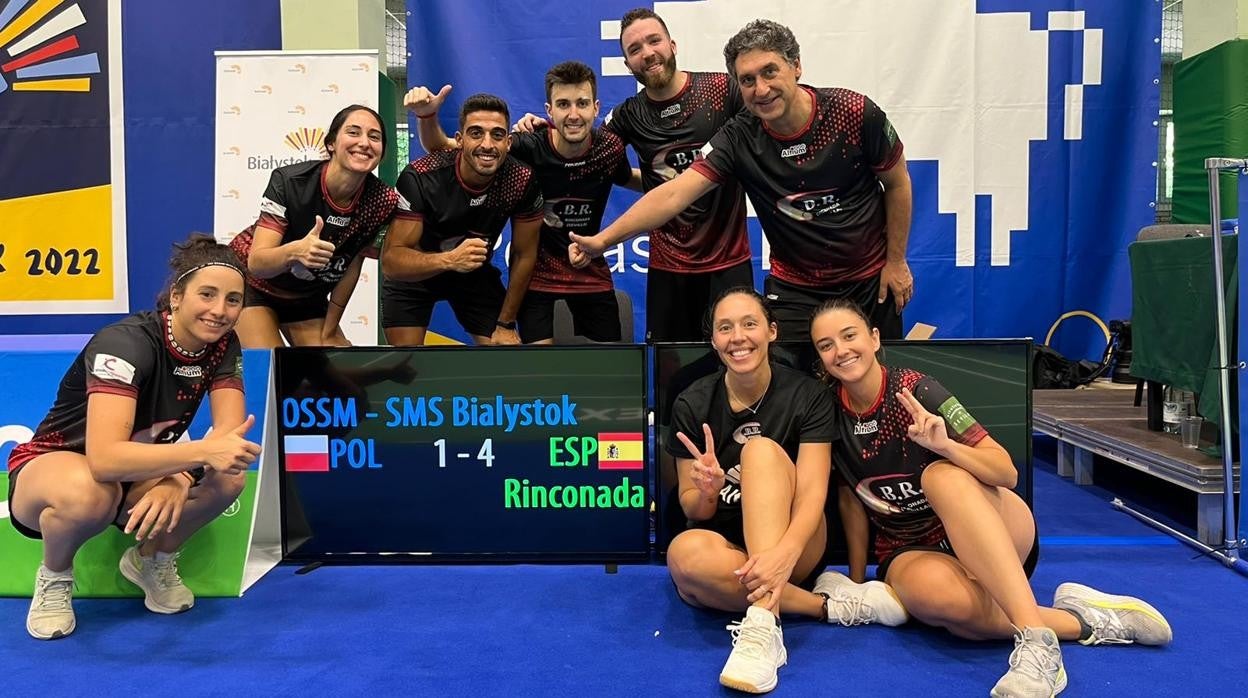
[405,84,453,118]
[198,415,261,474]
[292,215,336,272]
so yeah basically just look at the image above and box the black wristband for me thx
[495,319,517,330]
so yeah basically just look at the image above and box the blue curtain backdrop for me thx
[0,0,1159,362]
[406,0,1159,358]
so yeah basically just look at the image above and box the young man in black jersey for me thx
[516,8,754,343]
[381,94,544,346]
[408,62,640,343]
[570,18,915,343]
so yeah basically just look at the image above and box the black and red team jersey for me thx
[693,86,904,289]
[229,159,399,299]
[666,363,835,528]
[6,311,244,478]
[390,150,544,285]
[605,71,751,273]
[509,127,631,294]
[828,366,988,556]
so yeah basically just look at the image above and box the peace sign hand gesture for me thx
[897,388,951,454]
[676,423,726,498]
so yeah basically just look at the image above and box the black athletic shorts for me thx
[518,290,621,343]
[381,266,506,338]
[245,285,330,324]
[686,511,829,591]
[7,462,133,540]
[874,524,1041,582]
[647,261,754,343]
[764,273,902,343]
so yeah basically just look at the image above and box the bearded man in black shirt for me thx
[571,18,915,343]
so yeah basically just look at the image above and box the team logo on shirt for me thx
[651,143,704,180]
[92,354,136,385]
[260,197,287,218]
[131,419,182,444]
[732,421,763,444]
[173,365,205,379]
[777,188,843,221]
[659,103,682,119]
[468,194,487,207]
[855,473,929,515]
[325,214,352,227]
[780,143,808,158]
[721,464,743,504]
[545,198,596,231]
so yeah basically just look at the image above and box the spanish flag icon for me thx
[597,432,643,470]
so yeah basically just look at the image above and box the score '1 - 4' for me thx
[433,438,494,467]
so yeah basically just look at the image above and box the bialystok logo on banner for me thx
[228,127,328,172]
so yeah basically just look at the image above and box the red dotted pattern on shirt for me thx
[671,72,730,129]
[567,129,628,183]
[411,149,456,174]
[793,88,865,168]
[169,328,234,405]
[485,159,537,211]
[853,367,923,462]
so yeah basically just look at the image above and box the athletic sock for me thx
[1061,607,1093,642]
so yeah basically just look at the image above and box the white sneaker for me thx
[719,606,786,694]
[27,565,75,640]
[119,547,195,614]
[990,626,1067,698]
[813,570,909,626]
[1052,582,1172,646]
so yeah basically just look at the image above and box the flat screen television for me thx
[275,345,649,562]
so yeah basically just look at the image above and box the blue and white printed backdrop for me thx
[408,0,1159,357]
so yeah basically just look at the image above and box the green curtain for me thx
[1129,234,1237,430]
[1172,40,1248,225]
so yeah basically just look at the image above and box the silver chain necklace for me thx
[726,381,767,415]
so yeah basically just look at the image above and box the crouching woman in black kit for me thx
[7,235,261,639]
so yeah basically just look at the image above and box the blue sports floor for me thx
[2,438,1245,696]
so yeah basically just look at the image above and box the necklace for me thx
[165,312,206,359]
[726,380,767,415]
[842,386,880,435]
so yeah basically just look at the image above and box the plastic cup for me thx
[1180,416,1203,449]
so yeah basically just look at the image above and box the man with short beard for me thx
[571,19,915,344]
[381,94,544,346]
[517,8,753,343]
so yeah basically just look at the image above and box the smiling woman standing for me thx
[664,286,906,695]
[229,104,399,348]
[7,235,261,640]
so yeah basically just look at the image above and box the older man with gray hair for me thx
[570,18,914,344]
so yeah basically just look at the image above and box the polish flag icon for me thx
[284,434,329,472]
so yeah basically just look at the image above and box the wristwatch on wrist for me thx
[495,319,517,331]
